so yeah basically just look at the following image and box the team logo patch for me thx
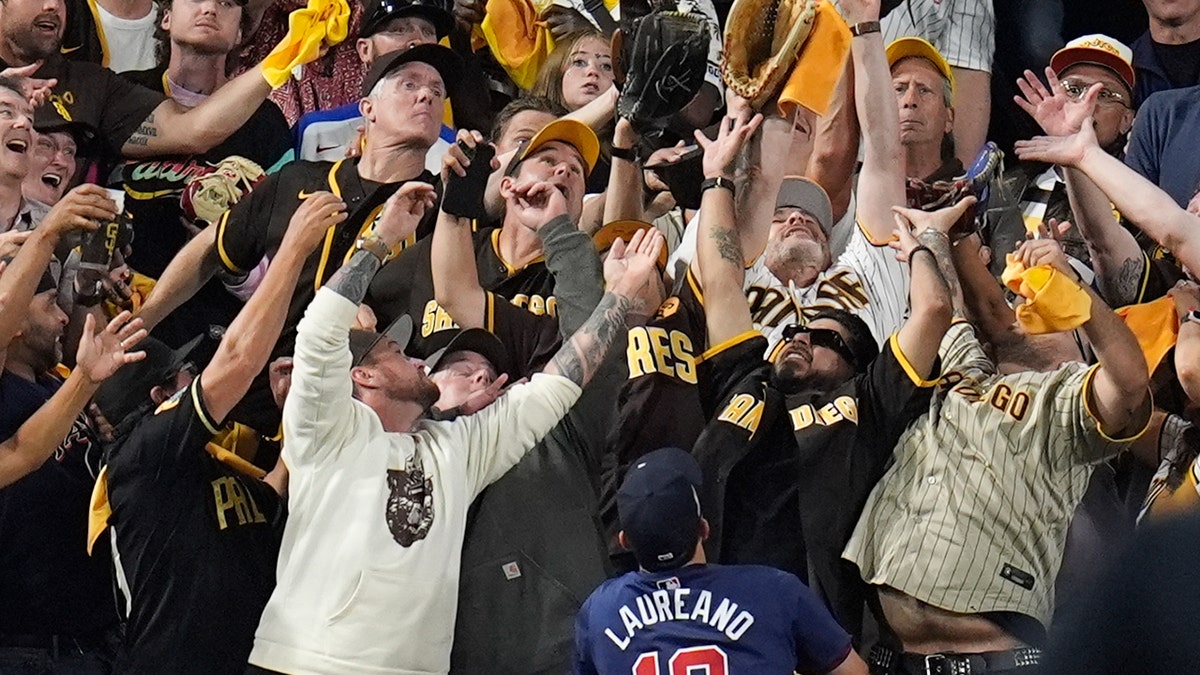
[386,453,435,547]
[655,576,681,591]
[502,561,521,580]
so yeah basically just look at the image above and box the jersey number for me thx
[633,645,729,675]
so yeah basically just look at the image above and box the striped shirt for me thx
[843,322,1147,626]
[881,0,996,72]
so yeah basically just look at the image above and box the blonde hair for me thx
[529,30,608,112]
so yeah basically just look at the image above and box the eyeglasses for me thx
[780,324,858,367]
[1059,79,1130,108]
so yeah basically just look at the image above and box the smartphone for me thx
[442,142,496,219]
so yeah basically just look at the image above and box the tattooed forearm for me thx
[126,112,158,147]
[1096,255,1144,308]
[711,226,743,265]
[326,250,382,305]
[545,292,631,387]
[917,229,963,316]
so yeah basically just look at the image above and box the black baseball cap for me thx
[361,0,454,39]
[424,328,511,379]
[349,315,414,367]
[618,447,704,572]
[93,333,205,426]
[360,43,463,98]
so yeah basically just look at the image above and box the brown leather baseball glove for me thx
[720,0,819,109]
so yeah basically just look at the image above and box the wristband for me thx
[700,176,735,198]
[611,145,637,162]
[355,235,391,264]
[907,245,933,263]
[849,21,881,37]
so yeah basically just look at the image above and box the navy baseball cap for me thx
[618,447,704,572]
[349,315,414,367]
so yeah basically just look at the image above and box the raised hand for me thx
[1169,280,1200,318]
[694,110,763,180]
[75,311,148,384]
[1014,67,1101,137]
[603,227,665,309]
[375,182,438,247]
[540,6,592,41]
[441,129,492,183]
[839,0,881,26]
[1014,120,1099,168]
[268,356,294,410]
[1015,237,1077,279]
[891,195,977,236]
[1,62,57,108]
[41,184,119,238]
[889,211,923,263]
[0,230,29,258]
[282,191,347,253]
[458,373,519,416]
[509,179,569,228]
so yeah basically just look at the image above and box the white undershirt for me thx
[96,2,159,73]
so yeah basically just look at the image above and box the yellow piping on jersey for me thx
[490,228,544,276]
[1080,363,1153,443]
[215,210,245,274]
[686,266,704,306]
[856,217,894,248]
[87,0,111,68]
[122,184,178,201]
[889,333,939,387]
[312,160,345,292]
[701,329,760,362]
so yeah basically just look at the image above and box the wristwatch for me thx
[849,21,881,37]
[355,235,391,264]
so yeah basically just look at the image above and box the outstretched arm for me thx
[1171,282,1200,403]
[0,312,145,488]
[693,111,763,346]
[1015,121,1200,276]
[136,224,221,331]
[845,0,905,243]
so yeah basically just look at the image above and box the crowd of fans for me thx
[1,0,1199,672]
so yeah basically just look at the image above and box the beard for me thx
[4,20,60,62]
[385,376,441,412]
[764,236,828,284]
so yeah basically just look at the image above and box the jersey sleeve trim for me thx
[1080,363,1153,443]
[889,333,939,387]
[855,217,895,248]
[191,376,223,436]
[1133,249,1153,303]
[701,329,761,361]
[484,292,497,333]
[820,644,855,675]
[685,265,705,306]
[214,210,245,274]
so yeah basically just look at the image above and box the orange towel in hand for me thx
[1001,254,1092,334]
[479,0,555,90]
[261,0,351,88]
[778,1,852,117]
[1115,295,1180,375]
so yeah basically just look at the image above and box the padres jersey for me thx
[106,376,284,674]
[367,227,559,359]
[844,321,1151,627]
[574,563,853,675]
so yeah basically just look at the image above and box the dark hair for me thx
[152,0,252,75]
[0,76,25,102]
[489,96,567,143]
[810,308,877,372]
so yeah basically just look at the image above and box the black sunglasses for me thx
[780,324,858,367]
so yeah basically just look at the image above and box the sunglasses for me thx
[780,324,858,367]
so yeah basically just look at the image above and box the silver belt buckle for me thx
[924,654,947,675]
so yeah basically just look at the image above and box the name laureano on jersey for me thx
[601,582,756,651]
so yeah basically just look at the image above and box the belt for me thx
[868,644,1042,675]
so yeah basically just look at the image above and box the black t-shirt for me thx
[0,369,116,635]
[21,54,163,162]
[1153,38,1200,89]
[367,226,559,360]
[106,376,284,674]
[61,0,108,66]
[215,157,437,429]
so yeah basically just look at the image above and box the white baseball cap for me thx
[1050,34,1134,92]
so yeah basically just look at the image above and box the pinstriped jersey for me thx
[844,322,1150,626]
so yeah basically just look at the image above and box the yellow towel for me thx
[778,0,852,117]
[86,465,110,555]
[261,0,351,88]
[478,0,556,90]
[1115,295,1180,376]
[1001,254,1092,334]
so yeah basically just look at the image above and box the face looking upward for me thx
[429,350,497,411]
[1056,63,1134,149]
[361,61,446,148]
[354,336,441,411]
[162,0,244,56]
[0,87,33,183]
[771,318,856,394]
[764,206,830,280]
[560,35,613,111]
[502,140,587,224]
[892,57,954,149]
[23,130,74,204]
[17,289,68,375]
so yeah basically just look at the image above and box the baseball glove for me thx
[905,141,1005,237]
[720,0,819,109]
[181,155,267,225]
[612,10,710,132]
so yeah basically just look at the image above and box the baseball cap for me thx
[506,119,600,178]
[618,447,704,572]
[1050,34,1135,93]
[593,220,668,270]
[93,333,205,427]
[1,257,55,294]
[361,43,464,98]
[349,315,414,367]
[361,0,454,39]
[775,176,834,235]
[887,37,956,100]
[32,102,99,159]
[424,328,511,378]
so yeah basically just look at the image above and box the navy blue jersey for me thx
[574,563,852,675]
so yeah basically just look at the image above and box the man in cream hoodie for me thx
[247,167,664,673]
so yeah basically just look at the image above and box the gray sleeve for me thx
[537,214,604,339]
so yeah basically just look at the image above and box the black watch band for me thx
[611,145,637,162]
[700,176,735,197]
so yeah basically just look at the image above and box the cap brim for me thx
[361,43,464,99]
[1050,47,1135,92]
[424,328,511,377]
[350,315,414,367]
[364,6,454,39]
[775,177,834,234]
[33,107,99,156]
[886,37,956,97]
[516,119,600,177]
[594,220,668,270]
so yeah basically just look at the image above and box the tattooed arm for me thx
[543,228,665,388]
[1063,168,1145,307]
[693,111,762,347]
